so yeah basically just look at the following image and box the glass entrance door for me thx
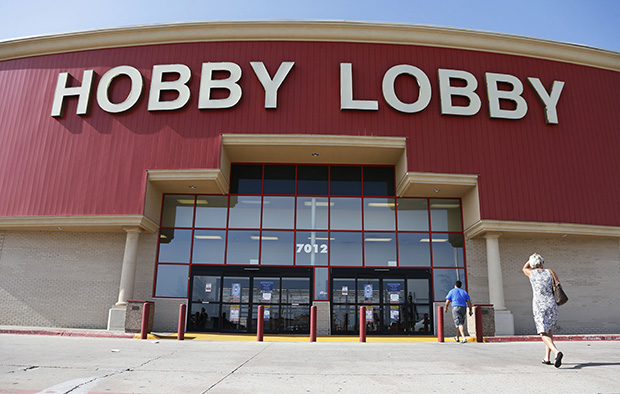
[331,268,432,335]
[189,267,312,334]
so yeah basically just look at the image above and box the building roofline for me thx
[1,20,619,71]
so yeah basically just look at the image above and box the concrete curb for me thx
[484,334,620,342]
[0,327,135,338]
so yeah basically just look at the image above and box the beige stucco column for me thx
[108,227,142,330]
[116,227,142,305]
[484,233,514,335]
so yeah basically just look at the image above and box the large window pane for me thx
[358,278,380,303]
[364,232,397,267]
[296,197,329,230]
[154,264,189,297]
[397,198,429,231]
[330,166,361,196]
[253,277,280,303]
[433,268,466,301]
[195,196,228,228]
[332,278,356,303]
[263,165,295,195]
[330,232,362,266]
[363,167,395,196]
[397,233,431,267]
[228,195,261,228]
[230,164,262,194]
[192,230,226,264]
[364,198,396,230]
[260,231,294,266]
[295,231,329,266]
[226,230,260,264]
[297,165,328,195]
[430,199,462,231]
[282,277,311,304]
[262,196,295,229]
[431,233,464,267]
[330,197,362,230]
[161,195,195,227]
[314,267,329,300]
[158,229,192,263]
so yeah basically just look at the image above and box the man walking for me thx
[444,280,473,343]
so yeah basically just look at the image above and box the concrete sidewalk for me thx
[1,333,620,394]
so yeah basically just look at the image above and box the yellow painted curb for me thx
[136,333,445,342]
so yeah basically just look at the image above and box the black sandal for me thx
[541,360,552,365]
[554,352,564,368]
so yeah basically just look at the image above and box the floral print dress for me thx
[529,269,558,333]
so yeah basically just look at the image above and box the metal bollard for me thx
[310,305,317,342]
[140,302,150,340]
[359,306,367,343]
[474,305,483,343]
[257,305,264,342]
[178,303,186,341]
[437,306,444,342]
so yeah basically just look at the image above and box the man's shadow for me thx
[568,362,620,369]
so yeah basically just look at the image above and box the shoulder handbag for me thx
[550,270,568,306]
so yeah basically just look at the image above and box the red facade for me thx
[1,40,619,226]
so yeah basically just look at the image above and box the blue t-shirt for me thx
[445,287,470,307]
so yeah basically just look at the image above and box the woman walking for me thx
[522,253,564,367]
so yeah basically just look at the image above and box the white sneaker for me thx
[461,338,468,343]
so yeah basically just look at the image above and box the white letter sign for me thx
[250,61,295,109]
[340,63,378,111]
[198,62,242,109]
[485,72,528,120]
[97,66,144,113]
[527,77,565,124]
[382,64,431,113]
[51,70,94,117]
[438,69,481,116]
[148,64,192,111]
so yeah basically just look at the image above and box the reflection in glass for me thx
[262,196,295,229]
[280,305,310,332]
[228,196,261,228]
[297,165,328,195]
[158,229,192,263]
[189,303,219,330]
[154,264,189,297]
[191,275,220,303]
[314,267,329,300]
[263,165,295,194]
[222,277,250,303]
[397,198,429,231]
[430,199,462,231]
[364,232,397,267]
[253,305,280,332]
[363,166,395,196]
[226,230,259,265]
[358,278,380,303]
[398,233,431,267]
[296,197,328,230]
[330,232,362,266]
[431,233,464,267]
[195,195,228,228]
[161,195,195,228]
[253,277,280,303]
[433,268,466,301]
[281,277,311,304]
[221,304,248,330]
[295,231,329,266]
[230,164,262,194]
[330,197,362,230]
[332,278,356,303]
[192,230,226,264]
[330,166,362,195]
[332,304,357,332]
[364,198,396,230]
[260,231,294,265]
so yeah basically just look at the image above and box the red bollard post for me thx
[475,306,483,343]
[310,305,317,342]
[140,302,150,340]
[359,306,367,343]
[437,306,444,343]
[257,305,264,342]
[178,303,186,341]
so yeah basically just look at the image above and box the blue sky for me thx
[1,0,619,52]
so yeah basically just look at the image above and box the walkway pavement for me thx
[1,327,620,393]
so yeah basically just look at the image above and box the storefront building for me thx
[1,21,619,336]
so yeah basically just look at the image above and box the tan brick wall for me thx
[464,236,620,335]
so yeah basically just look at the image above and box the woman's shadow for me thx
[568,362,620,369]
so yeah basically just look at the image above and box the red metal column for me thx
[359,306,367,343]
[437,306,444,342]
[310,305,317,342]
[257,305,264,342]
[140,302,150,340]
[178,304,186,341]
